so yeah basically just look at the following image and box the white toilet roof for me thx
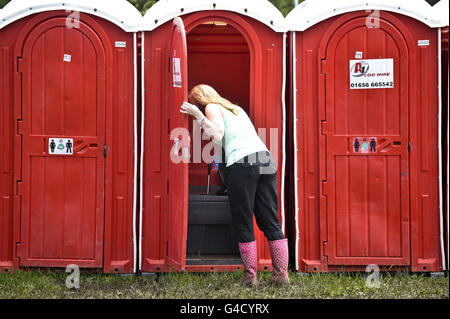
[142,0,286,32]
[0,0,142,32]
[432,0,449,26]
[286,0,446,31]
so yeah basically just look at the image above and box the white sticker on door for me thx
[115,41,127,48]
[49,138,73,155]
[349,58,394,89]
[173,58,182,88]
[63,54,72,62]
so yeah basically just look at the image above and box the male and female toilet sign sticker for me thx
[48,138,73,155]
[353,137,377,154]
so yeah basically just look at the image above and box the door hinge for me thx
[323,241,329,257]
[16,242,23,258]
[17,120,23,135]
[17,57,23,73]
[103,144,107,157]
[16,181,23,196]
[408,141,411,154]
[166,179,170,195]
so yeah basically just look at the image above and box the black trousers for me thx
[225,151,284,243]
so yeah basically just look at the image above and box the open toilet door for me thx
[166,17,189,271]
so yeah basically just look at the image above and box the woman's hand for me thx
[180,102,224,142]
[180,102,204,120]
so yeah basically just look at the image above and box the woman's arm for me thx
[203,104,225,142]
[180,102,225,142]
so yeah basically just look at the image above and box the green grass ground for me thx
[0,270,448,299]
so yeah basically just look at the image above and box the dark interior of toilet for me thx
[186,20,250,265]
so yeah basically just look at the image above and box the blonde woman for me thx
[180,84,289,286]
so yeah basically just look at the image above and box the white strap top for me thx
[219,104,268,167]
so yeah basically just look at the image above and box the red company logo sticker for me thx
[351,61,370,77]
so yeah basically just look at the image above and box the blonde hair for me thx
[189,84,239,116]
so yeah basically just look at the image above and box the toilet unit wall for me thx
[0,0,139,274]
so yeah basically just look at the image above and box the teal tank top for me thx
[220,105,268,167]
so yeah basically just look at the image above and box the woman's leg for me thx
[253,171,284,241]
[253,165,290,285]
[226,163,260,285]
[226,164,259,243]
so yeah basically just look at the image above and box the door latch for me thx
[17,57,23,73]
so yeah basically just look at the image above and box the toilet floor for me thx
[186,254,242,265]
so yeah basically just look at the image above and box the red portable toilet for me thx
[286,0,448,273]
[0,0,140,273]
[433,0,449,271]
[139,0,287,273]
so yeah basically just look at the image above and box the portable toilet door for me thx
[139,0,287,273]
[0,0,141,274]
[286,0,448,273]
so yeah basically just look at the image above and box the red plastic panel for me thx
[294,11,443,272]
[0,44,15,272]
[441,27,449,270]
[166,17,189,272]
[408,25,441,273]
[0,11,136,273]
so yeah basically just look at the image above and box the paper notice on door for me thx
[173,58,182,88]
[115,41,127,48]
[49,138,73,155]
[418,40,429,46]
[349,58,394,89]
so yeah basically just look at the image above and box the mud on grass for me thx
[0,269,448,299]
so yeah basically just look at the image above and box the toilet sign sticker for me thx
[350,58,394,89]
[353,137,377,154]
[173,57,182,88]
[49,138,73,155]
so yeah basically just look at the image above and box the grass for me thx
[0,269,448,299]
